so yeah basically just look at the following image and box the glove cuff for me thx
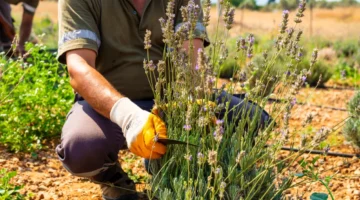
[110,97,142,133]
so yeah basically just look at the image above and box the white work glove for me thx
[110,98,167,159]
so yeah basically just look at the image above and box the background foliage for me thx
[0,44,73,152]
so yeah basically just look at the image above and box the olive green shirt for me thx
[5,0,39,15]
[58,0,208,100]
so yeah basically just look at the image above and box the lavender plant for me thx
[343,91,360,149]
[143,0,333,199]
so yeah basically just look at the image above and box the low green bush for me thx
[315,0,335,9]
[334,40,359,58]
[343,91,360,149]
[278,0,299,10]
[247,53,286,97]
[218,59,239,79]
[332,59,360,83]
[0,44,73,152]
[0,169,24,200]
[297,59,333,87]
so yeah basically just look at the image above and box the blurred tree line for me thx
[227,0,359,10]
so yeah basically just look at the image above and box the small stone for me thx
[38,185,47,191]
[53,181,60,187]
[354,190,360,195]
[354,169,360,175]
[29,185,39,192]
[0,159,5,164]
[25,162,33,168]
[43,179,52,187]
[58,192,63,197]
[12,157,19,163]
[37,193,45,200]
[336,160,344,167]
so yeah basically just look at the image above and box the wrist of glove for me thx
[110,98,167,159]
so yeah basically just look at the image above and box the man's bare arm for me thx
[18,12,34,54]
[66,49,123,118]
[182,38,204,68]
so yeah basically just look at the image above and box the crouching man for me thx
[55,0,270,199]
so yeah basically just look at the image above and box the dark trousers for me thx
[55,92,270,183]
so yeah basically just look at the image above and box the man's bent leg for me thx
[55,100,137,199]
[216,91,271,132]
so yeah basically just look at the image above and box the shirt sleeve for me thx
[57,0,101,64]
[21,0,39,15]
[175,0,210,47]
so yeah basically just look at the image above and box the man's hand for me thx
[110,98,167,159]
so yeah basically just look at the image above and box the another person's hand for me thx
[15,45,26,57]
[110,98,167,159]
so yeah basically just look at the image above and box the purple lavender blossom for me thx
[341,70,346,79]
[298,3,304,9]
[285,70,291,76]
[301,75,307,82]
[183,124,192,131]
[208,77,215,84]
[202,106,207,112]
[215,167,221,174]
[248,35,255,45]
[291,98,297,106]
[216,119,224,125]
[324,145,330,154]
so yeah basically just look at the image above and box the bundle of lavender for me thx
[143,0,332,199]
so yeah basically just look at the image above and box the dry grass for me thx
[208,7,360,40]
[10,2,360,40]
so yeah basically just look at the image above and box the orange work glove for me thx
[110,98,167,159]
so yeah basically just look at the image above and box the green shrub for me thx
[334,40,359,58]
[278,0,298,10]
[343,91,360,149]
[33,16,59,49]
[0,44,73,152]
[0,169,24,200]
[247,53,286,97]
[315,0,335,9]
[297,59,333,87]
[332,59,360,82]
[230,0,242,7]
[218,59,239,79]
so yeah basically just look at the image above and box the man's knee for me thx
[56,126,115,177]
[218,92,271,128]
